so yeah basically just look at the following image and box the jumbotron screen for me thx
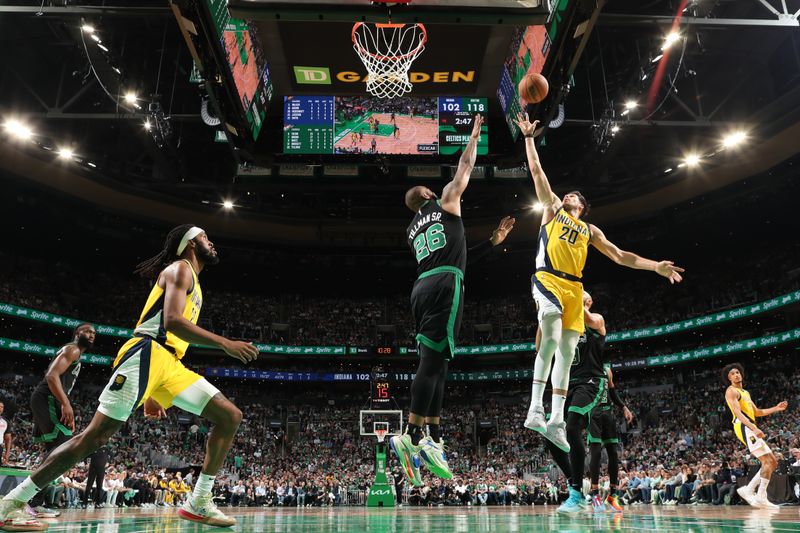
[283,96,488,156]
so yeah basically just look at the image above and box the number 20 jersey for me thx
[535,207,590,280]
[407,199,466,276]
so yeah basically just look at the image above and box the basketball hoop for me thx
[375,428,388,443]
[352,21,427,98]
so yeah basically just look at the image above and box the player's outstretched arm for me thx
[162,261,259,363]
[514,112,560,223]
[754,400,788,417]
[725,387,763,437]
[441,114,483,216]
[588,224,685,284]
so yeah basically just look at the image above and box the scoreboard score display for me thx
[371,369,392,406]
[283,96,488,156]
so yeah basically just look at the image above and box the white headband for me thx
[177,226,205,255]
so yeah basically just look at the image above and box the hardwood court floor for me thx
[27,504,800,532]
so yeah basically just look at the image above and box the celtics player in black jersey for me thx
[28,324,95,517]
[557,291,632,514]
[391,115,503,486]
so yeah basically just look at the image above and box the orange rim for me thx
[352,22,427,62]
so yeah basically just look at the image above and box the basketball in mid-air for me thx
[518,72,549,104]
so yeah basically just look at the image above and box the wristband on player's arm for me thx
[609,387,626,409]
[467,239,494,265]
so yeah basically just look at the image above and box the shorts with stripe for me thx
[31,392,72,444]
[734,420,772,458]
[411,267,464,360]
[531,271,584,333]
[98,337,220,422]
[588,406,619,446]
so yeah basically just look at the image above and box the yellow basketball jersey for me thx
[727,386,756,444]
[535,207,591,280]
[133,259,202,359]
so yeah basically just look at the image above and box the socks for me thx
[192,473,216,499]
[549,394,567,424]
[428,423,442,443]
[529,381,546,410]
[746,468,762,493]
[407,423,424,446]
[5,477,41,503]
[757,477,770,499]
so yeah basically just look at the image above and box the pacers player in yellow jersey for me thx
[0,225,259,531]
[723,363,787,509]
[515,112,684,452]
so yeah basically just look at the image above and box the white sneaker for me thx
[0,499,49,531]
[33,506,59,518]
[543,420,570,452]
[524,406,547,433]
[737,487,759,507]
[755,495,779,509]
[178,494,236,527]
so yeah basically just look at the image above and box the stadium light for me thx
[81,24,95,33]
[664,168,673,173]
[531,202,543,213]
[722,131,747,148]
[662,32,681,51]
[683,153,701,167]
[624,100,638,111]
[222,200,234,210]
[90,34,101,43]
[144,119,152,131]
[651,54,663,63]
[57,147,74,160]
[610,125,620,134]
[4,119,33,140]
[97,44,109,52]
[124,92,137,105]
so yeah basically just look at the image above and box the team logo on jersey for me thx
[109,374,127,391]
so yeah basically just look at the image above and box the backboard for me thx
[359,409,404,437]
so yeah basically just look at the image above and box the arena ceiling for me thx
[1,0,799,245]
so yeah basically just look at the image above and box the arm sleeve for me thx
[467,239,494,265]
[609,386,626,408]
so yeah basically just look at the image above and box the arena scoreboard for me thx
[371,369,392,407]
[283,96,488,156]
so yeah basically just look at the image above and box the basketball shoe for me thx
[0,499,48,531]
[591,494,606,513]
[737,486,759,507]
[389,434,423,487]
[178,494,236,527]
[524,405,547,433]
[605,493,623,512]
[557,488,585,514]
[544,420,570,452]
[418,436,453,479]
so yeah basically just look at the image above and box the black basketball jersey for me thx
[33,344,82,398]
[406,199,466,276]
[569,327,606,382]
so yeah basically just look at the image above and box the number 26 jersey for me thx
[407,199,466,276]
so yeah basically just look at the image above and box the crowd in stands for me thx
[0,242,797,349]
[1,353,798,509]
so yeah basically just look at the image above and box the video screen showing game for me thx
[497,25,551,139]
[283,96,488,156]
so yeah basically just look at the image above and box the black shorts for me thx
[588,406,619,446]
[410,271,464,359]
[31,393,72,445]
[566,378,608,416]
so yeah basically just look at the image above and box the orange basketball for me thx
[518,72,549,104]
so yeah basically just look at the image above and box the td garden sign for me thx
[293,66,476,86]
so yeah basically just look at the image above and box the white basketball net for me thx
[352,22,427,99]
[375,429,388,443]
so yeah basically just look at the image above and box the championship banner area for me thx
[0,468,32,496]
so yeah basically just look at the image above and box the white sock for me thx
[757,477,770,499]
[746,468,762,492]
[192,473,216,499]
[5,477,41,503]
[530,381,546,410]
[549,394,567,424]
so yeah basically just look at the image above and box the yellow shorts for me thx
[98,337,218,421]
[532,271,585,333]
